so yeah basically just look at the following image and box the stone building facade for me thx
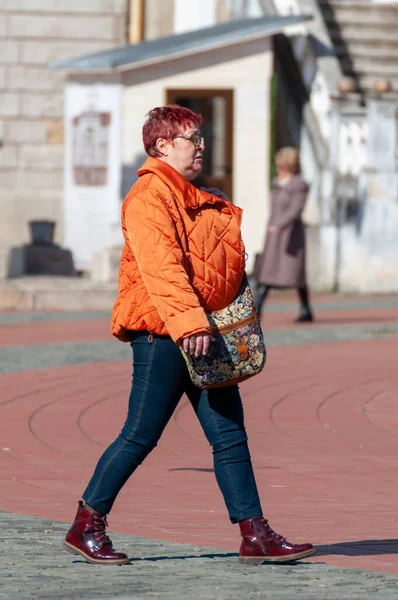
[0,0,283,279]
[0,0,127,277]
[3,0,396,292]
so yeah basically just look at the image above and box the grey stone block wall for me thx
[0,0,128,278]
[144,0,174,40]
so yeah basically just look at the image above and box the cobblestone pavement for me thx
[1,293,398,598]
[2,512,398,600]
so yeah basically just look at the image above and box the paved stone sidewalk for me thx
[1,512,397,600]
[1,319,398,374]
[1,294,398,325]
[2,294,398,596]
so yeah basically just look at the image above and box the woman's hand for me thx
[182,332,215,357]
[268,225,279,234]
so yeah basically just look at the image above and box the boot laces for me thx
[92,514,113,548]
[261,518,286,544]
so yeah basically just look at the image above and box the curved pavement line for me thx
[364,385,398,438]
[2,331,398,576]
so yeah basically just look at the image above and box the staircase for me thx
[318,0,398,92]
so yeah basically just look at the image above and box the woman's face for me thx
[156,124,204,181]
[275,162,292,179]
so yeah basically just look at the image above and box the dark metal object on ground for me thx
[7,220,76,278]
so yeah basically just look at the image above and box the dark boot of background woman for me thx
[296,286,314,322]
[64,501,129,565]
[254,284,270,314]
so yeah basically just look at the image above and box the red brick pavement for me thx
[0,319,110,347]
[1,306,398,347]
[261,307,398,329]
[1,330,398,573]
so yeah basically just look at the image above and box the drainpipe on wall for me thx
[129,0,145,44]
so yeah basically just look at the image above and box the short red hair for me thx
[142,105,203,157]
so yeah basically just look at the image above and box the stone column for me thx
[365,96,398,201]
[358,93,398,292]
[64,81,123,274]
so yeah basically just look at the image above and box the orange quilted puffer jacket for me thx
[111,157,246,344]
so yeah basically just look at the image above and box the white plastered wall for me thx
[174,0,217,33]
[121,43,273,271]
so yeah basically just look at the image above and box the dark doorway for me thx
[166,89,234,201]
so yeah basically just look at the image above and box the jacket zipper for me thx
[212,312,257,335]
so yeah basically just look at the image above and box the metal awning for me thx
[51,15,312,73]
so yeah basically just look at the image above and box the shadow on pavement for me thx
[126,540,398,563]
[71,553,327,567]
[70,552,239,565]
[315,539,398,557]
[169,465,280,472]
[128,552,239,562]
[169,467,215,473]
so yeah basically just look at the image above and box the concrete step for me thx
[322,0,398,22]
[328,26,398,43]
[319,0,398,87]
[358,73,398,90]
[332,15,398,27]
[335,43,398,60]
[336,49,398,83]
[0,277,118,311]
[339,56,398,76]
[324,0,397,5]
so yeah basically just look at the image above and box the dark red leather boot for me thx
[239,516,315,564]
[63,501,129,565]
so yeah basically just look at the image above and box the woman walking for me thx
[63,106,315,565]
[255,147,314,322]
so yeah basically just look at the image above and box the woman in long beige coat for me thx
[255,147,314,322]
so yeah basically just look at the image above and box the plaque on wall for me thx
[72,111,111,186]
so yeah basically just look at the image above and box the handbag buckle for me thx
[235,337,249,361]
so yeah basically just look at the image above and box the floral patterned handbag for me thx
[164,191,266,389]
[180,276,267,389]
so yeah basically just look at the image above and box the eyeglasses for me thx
[173,134,204,147]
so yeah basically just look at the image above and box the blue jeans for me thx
[83,332,263,523]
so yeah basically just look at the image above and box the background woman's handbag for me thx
[180,276,266,389]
